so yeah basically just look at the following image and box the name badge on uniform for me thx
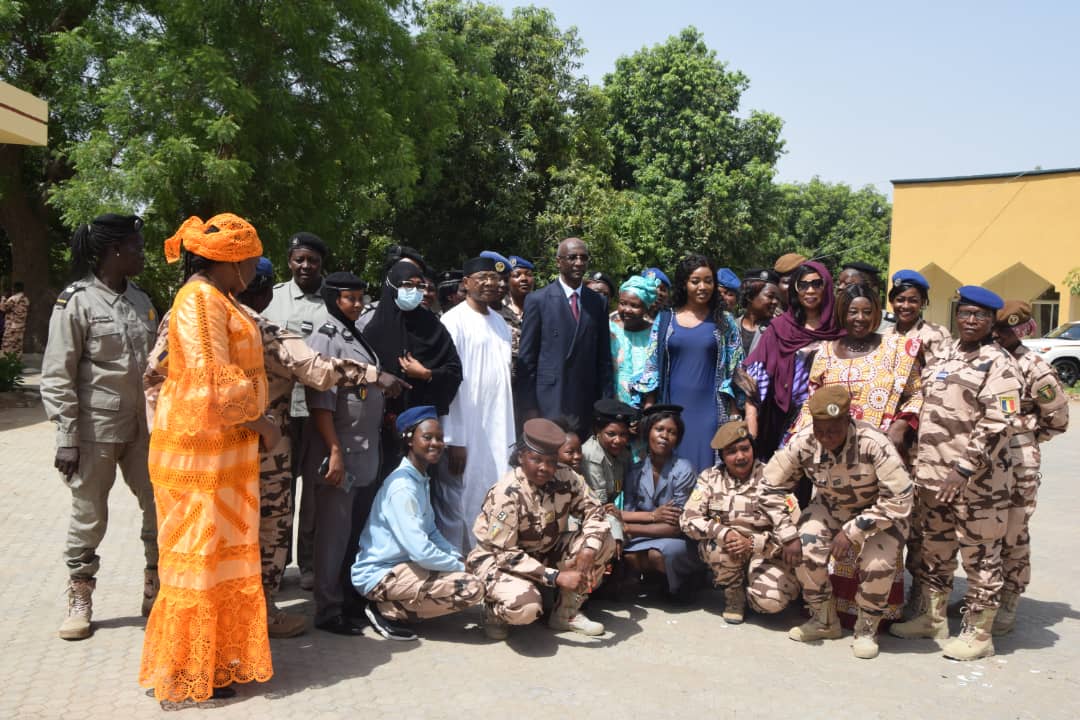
[300,320,314,334]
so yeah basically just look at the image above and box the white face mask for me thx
[395,286,424,311]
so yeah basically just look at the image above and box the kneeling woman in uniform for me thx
[468,419,616,640]
[352,406,484,641]
[680,420,800,623]
[620,405,702,602]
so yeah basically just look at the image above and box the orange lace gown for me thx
[139,280,272,702]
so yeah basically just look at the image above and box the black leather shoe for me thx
[315,615,365,636]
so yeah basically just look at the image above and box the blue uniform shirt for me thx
[351,457,464,595]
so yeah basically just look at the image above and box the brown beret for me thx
[521,419,567,456]
[773,252,808,275]
[807,385,851,420]
[996,300,1032,327]
[711,420,752,450]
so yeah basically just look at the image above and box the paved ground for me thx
[2,378,1078,719]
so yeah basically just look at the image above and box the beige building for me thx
[889,167,1080,335]
[0,81,47,146]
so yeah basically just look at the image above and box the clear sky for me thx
[491,0,1080,196]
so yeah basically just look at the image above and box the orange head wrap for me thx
[164,213,262,264]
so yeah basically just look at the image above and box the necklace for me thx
[844,337,874,353]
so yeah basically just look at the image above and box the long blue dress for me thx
[667,318,719,472]
[622,456,701,594]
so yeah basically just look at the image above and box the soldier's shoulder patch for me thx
[689,488,704,503]
[999,395,1019,415]
[54,282,86,309]
[317,322,337,337]
[1036,383,1057,404]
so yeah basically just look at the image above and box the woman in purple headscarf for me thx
[743,261,844,460]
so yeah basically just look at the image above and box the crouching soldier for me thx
[761,386,913,659]
[468,419,616,640]
[681,419,800,624]
[352,407,485,641]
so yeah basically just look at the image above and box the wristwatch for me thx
[544,568,560,588]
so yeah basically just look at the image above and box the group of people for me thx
[36,211,1069,706]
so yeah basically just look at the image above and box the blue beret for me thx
[956,285,1004,311]
[480,250,511,274]
[508,255,535,271]
[254,257,274,279]
[716,268,741,290]
[891,269,929,290]
[396,405,439,434]
[641,267,671,288]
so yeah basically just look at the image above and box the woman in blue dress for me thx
[621,405,702,602]
[635,254,745,473]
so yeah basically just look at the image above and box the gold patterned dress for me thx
[140,280,272,702]
[789,333,923,626]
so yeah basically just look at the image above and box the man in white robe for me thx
[436,255,516,552]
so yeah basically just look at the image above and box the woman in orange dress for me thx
[140,214,278,704]
[788,283,923,629]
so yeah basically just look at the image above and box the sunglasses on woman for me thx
[796,278,824,292]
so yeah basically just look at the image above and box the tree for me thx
[1,0,458,328]
[766,178,892,275]
[602,27,785,270]
[393,0,609,270]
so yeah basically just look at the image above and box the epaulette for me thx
[54,282,87,309]
[318,322,337,337]
[273,281,289,290]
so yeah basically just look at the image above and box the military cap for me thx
[254,257,274,280]
[437,270,463,288]
[288,231,328,257]
[509,255,535,271]
[716,267,741,291]
[841,260,880,276]
[323,271,366,291]
[956,285,1004,311]
[588,272,616,296]
[521,418,567,456]
[463,256,498,276]
[480,250,511,275]
[593,398,639,424]
[891,269,929,290]
[773,253,808,275]
[710,419,752,450]
[396,405,439,434]
[743,267,781,285]
[997,300,1032,327]
[807,385,851,420]
[641,267,671,288]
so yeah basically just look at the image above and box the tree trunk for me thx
[0,145,55,354]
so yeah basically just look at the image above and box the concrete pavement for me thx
[1,391,1077,719]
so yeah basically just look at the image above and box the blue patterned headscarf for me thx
[620,275,659,307]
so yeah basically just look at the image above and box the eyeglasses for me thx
[469,272,501,283]
[557,254,590,262]
[956,309,992,321]
[796,278,824,292]
[398,281,424,290]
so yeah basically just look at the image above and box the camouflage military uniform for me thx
[498,297,524,380]
[0,290,29,356]
[145,306,375,594]
[467,466,615,625]
[367,564,484,622]
[1000,345,1069,595]
[910,340,1022,612]
[760,422,913,617]
[886,318,951,378]
[681,461,799,613]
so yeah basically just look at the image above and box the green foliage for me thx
[1,2,893,306]
[602,27,785,270]
[767,178,892,275]
[1063,268,1080,296]
[0,351,24,392]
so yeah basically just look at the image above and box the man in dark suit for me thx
[517,237,614,436]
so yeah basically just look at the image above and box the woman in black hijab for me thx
[362,260,463,469]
